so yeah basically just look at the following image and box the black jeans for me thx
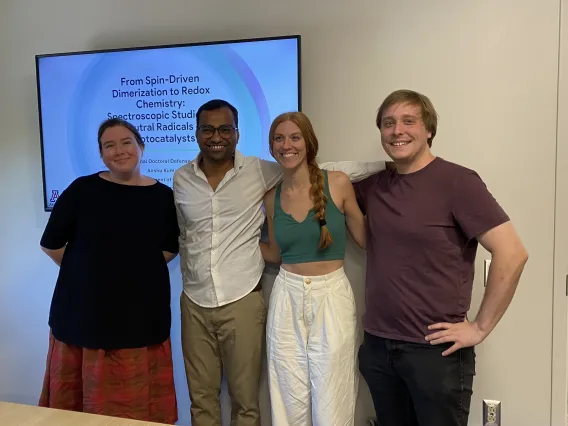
[358,331,475,426]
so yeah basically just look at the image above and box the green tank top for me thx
[274,170,346,264]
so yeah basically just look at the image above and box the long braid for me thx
[268,111,333,250]
[308,160,333,249]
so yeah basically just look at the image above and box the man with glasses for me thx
[174,99,385,426]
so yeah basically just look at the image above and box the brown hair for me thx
[269,112,333,250]
[376,89,439,147]
[97,118,144,153]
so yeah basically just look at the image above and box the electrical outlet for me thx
[483,399,501,425]
[484,259,491,287]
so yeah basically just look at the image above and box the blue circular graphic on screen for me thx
[66,44,271,177]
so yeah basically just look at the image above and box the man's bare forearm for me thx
[474,249,528,337]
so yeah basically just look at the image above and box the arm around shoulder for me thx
[319,159,386,183]
[259,158,284,191]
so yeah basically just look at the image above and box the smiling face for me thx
[271,120,308,169]
[99,125,144,176]
[269,112,320,171]
[379,102,432,166]
[195,107,239,163]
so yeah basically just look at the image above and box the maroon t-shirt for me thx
[354,157,509,343]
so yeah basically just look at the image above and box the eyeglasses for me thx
[197,125,237,139]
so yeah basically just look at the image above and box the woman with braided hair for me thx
[260,111,366,426]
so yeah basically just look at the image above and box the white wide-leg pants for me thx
[267,267,358,426]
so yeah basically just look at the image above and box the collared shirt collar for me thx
[190,149,245,175]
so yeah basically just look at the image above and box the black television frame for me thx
[35,34,302,212]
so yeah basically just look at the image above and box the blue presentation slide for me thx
[36,37,300,210]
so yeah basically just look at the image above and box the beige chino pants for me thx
[180,287,267,426]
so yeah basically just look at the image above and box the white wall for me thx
[0,1,565,425]
[555,2,568,425]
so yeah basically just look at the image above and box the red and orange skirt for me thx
[38,333,177,424]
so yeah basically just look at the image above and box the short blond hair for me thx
[376,90,438,147]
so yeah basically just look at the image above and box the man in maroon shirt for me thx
[354,89,528,426]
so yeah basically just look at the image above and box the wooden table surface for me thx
[0,402,168,425]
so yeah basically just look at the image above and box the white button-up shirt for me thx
[174,150,384,308]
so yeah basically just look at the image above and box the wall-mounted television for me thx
[35,35,301,211]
